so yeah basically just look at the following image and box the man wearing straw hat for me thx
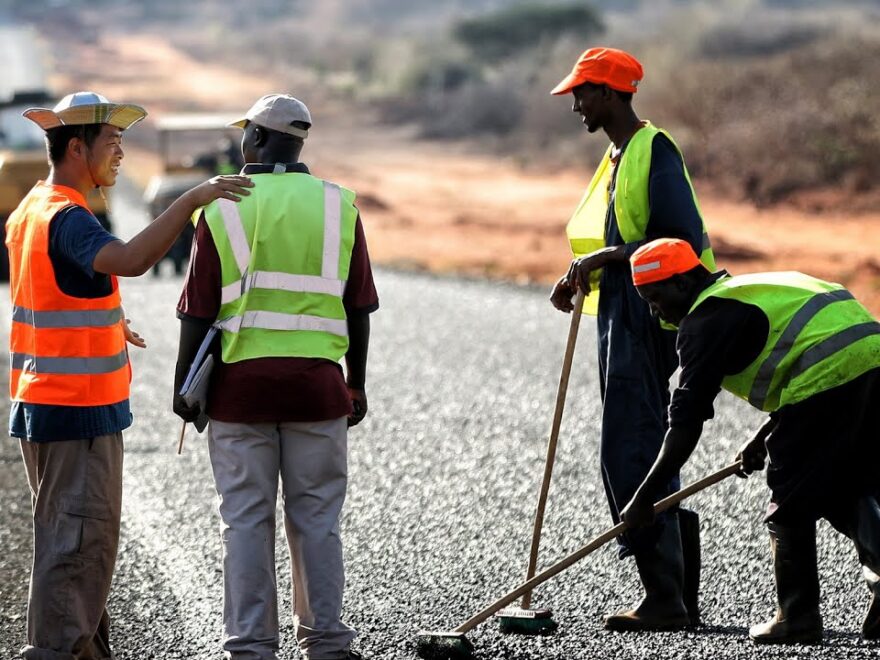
[8,91,252,659]
[548,47,715,630]
[622,237,880,644]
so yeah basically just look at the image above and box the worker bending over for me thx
[622,238,880,644]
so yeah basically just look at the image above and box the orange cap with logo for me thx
[630,238,706,286]
[550,47,643,96]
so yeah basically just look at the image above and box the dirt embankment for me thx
[50,29,880,313]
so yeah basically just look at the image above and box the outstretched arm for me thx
[94,175,252,277]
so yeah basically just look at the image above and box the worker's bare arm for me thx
[345,313,370,427]
[93,175,253,277]
[621,423,703,528]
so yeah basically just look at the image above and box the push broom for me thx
[415,461,742,660]
[494,288,586,635]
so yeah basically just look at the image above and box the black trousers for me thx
[765,367,880,525]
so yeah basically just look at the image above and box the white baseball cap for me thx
[23,91,147,131]
[228,94,311,139]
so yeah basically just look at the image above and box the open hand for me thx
[187,175,253,207]
[123,318,146,348]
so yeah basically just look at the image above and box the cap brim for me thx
[22,108,63,130]
[550,72,584,96]
[228,117,248,129]
[106,104,147,130]
[22,103,147,131]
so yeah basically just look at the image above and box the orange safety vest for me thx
[6,182,130,406]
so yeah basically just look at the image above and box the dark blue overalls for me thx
[595,132,704,558]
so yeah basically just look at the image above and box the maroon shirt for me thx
[177,165,379,423]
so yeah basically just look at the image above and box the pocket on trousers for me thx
[58,497,111,560]
[54,513,85,556]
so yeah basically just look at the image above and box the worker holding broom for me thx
[549,47,714,630]
[621,238,880,644]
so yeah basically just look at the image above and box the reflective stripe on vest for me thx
[215,183,347,306]
[12,305,123,328]
[217,311,348,336]
[566,123,715,316]
[205,172,356,363]
[11,349,129,375]
[689,272,880,412]
[748,288,852,408]
[5,182,130,406]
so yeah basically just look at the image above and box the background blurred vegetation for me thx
[4,0,879,207]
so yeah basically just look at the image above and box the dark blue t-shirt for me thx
[10,205,132,442]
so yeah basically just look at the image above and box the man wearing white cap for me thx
[173,94,377,660]
[8,91,252,659]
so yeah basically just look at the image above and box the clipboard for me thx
[178,325,219,433]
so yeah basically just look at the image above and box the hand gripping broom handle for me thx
[521,287,586,610]
[455,461,742,634]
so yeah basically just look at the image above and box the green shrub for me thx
[401,57,484,94]
[452,3,604,63]
[646,33,880,204]
[698,21,827,58]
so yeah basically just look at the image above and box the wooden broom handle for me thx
[456,461,742,634]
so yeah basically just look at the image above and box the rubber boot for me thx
[678,508,701,626]
[849,497,880,640]
[749,522,823,645]
[862,565,880,640]
[603,519,690,631]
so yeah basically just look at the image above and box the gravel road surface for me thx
[0,181,877,658]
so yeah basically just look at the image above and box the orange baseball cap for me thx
[630,238,705,286]
[550,47,644,96]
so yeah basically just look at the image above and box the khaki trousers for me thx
[208,418,356,660]
[18,434,123,660]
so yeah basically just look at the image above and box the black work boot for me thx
[848,497,880,640]
[678,508,701,626]
[603,519,690,632]
[749,522,823,645]
[862,565,880,640]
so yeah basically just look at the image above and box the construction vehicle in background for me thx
[0,91,113,281]
[143,113,242,276]
[0,24,113,281]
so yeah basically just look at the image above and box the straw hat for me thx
[23,91,147,131]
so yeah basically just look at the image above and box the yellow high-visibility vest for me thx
[690,272,880,412]
[205,172,357,363]
[566,123,714,314]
